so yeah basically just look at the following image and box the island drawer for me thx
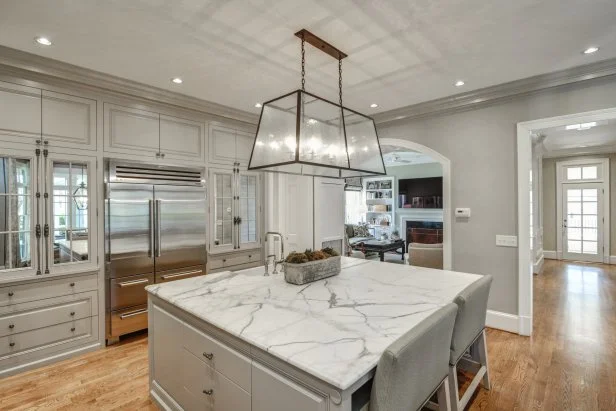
[109,274,154,310]
[208,252,259,271]
[183,321,252,393]
[0,274,98,307]
[0,291,97,338]
[109,305,148,338]
[181,349,250,411]
[1,316,96,357]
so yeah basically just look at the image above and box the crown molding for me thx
[0,45,259,125]
[374,57,616,125]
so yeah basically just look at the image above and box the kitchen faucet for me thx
[264,232,285,276]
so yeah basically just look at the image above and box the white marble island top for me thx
[146,257,483,390]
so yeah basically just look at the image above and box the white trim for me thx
[610,256,616,265]
[486,310,519,334]
[544,250,558,259]
[374,57,616,124]
[379,138,452,270]
[517,106,616,338]
[555,158,610,264]
[533,254,544,274]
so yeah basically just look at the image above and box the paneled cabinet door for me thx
[103,103,160,157]
[42,91,97,150]
[208,125,237,165]
[159,115,204,163]
[151,304,185,404]
[235,130,255,167]
[238,171,260,249]
[209,168,236,254]
[0,81,41,140]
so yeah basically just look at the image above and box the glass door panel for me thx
[210,169,235,253]
[238,172,259,248]
[0,156,33,272]
[563,183,603,262]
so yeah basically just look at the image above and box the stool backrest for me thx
[370,303,458,411]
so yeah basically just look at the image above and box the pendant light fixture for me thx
[73,164,88,210]
[248,29,386,178]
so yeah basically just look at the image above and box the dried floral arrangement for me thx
[285,247,339,264]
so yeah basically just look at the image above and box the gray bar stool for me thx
[355,303,458,411]
[448,275,493,410]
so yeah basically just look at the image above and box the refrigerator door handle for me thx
[149,199,154,257]
[156,199,162,257]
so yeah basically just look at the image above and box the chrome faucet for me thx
[264,232,285,276]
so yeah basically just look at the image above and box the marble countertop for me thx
[146,257,483,390]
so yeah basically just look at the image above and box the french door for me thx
[562,183,604,262]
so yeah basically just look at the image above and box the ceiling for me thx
[1,0,616,115]
[535,119,616,155]
[381,145,437,167]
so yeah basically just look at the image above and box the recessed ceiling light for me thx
[370,103,378,108]
[35,37,52,46]
[454,80,465,87]
[255,103,262,108]
[578,145,588,148]
[171,77,183,84]
[583,47,599,55]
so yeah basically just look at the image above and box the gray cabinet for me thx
[160,115,204,163]
[208,125,255,167]
[152,304,185,404]
[42,91,97,150]
[0,81,41,140]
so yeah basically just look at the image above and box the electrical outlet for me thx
[496,235,518,247]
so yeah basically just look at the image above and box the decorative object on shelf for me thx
[284,248,341,285]
[391,230,400,240]
[248,29,386,178]
[380,180,392,189]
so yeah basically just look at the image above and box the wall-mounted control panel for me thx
[455,208,471,218]
[496,235,518,247]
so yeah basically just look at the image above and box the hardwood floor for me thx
[0,259,614,410]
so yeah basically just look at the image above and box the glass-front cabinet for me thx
[209,167,261,253]
[0,147,97,281]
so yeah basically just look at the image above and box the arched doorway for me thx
[379,138,452,270]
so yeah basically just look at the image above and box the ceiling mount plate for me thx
[294,29,348,60]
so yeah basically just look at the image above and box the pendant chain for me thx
[301,37,306,91]
[338,57,343,107]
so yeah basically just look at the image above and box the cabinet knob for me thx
[9,342,15,347]
[203,352,214,360]
[203,389,214,396]
[161,153,165,158]
[155,152,161,158]
[248,255,252,258]
[70,282,75,287]
[222,259,226,263]
[8,324,14,329]
[8,291,14,297]
[70,312,76,316]
[71,327,76,332]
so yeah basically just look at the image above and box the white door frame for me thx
[379,138,452,270]
[517,106,616,337]
[556,158,610,262]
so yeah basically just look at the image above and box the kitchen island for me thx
[146,257,483,411]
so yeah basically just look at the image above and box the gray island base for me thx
[146,257,482,410]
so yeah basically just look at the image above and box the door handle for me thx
[160,270,202,280]
[156,199,162,257]
[149,199,154,257]
[119,309,148,319]
[117,278,150,287]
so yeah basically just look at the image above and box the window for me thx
[51,161,89,264]
[345,191,366,224]
[0,157,32,270]
[565,165,600,181]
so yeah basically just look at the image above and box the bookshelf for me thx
[363,176,395,239]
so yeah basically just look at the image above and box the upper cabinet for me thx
[42,91,97,150]
[0,81,42,140]
[0,81,96,150]
[208,125,255,167]
[104,103,205,164]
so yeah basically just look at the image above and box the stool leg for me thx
[477,329,491,390]
[448,364,460,411]
[437,377,452,411]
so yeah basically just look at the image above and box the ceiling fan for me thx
[386,153,413,164]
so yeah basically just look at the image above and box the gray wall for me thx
[377,77,616,315]
[386,162,443,229]
[543,153,616,255]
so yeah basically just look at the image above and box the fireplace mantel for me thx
[398,209,443,237]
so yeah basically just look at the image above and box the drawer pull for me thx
[70,312,76,316]
[222,259,226,263]
[70,282,75,287]
[71,327,76,332]
[119,309,148,319]
[8,292,14,297]
[203,389,214,396]
[161,270,202,280]
[203,352,214,360]
[9,342,15,347]
[8,324,15,329]
[118,278,150,287]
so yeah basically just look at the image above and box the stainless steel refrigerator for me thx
[105,162,206,344]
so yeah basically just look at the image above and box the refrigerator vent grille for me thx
[113,165,203,185]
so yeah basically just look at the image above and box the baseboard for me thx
[610,256,616,264]
[533,254,544,274]
[486,310,520,334]
[543,250,558,259]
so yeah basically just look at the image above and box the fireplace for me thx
[406,220,443,245]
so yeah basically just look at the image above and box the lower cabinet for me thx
[207,250,261,274]
[150,302,328,411]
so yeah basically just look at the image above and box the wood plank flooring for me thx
[0,259,614,410]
